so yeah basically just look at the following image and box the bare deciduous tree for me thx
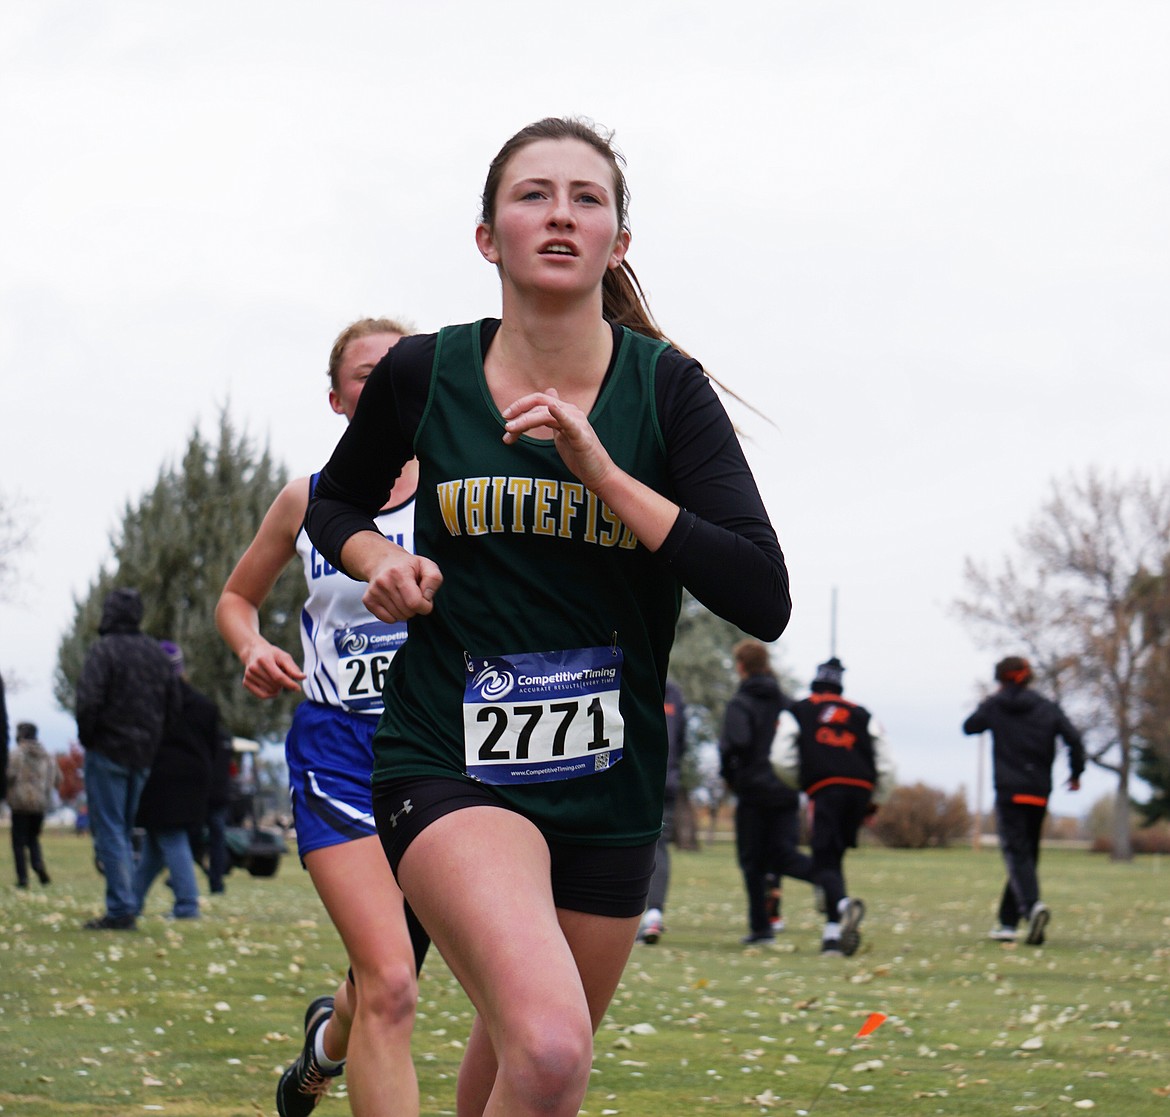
[955,468,1170,861]
[0,487,32,603]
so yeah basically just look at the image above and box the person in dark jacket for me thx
[75,587,178,930]
[134,641,219,920]
[772,657,894,956]
[720,640,815,945]
[963,655,1084,946]
[638,678,687,944]
[190,726,234,895]
[1,670,9,803]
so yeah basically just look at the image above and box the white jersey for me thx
[296,476,414,715]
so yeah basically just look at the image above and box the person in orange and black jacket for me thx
[963,655,1083,947]
[772,657,894,957]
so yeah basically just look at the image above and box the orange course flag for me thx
[856,1012,887,1037]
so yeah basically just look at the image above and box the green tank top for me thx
[372,321,682,845]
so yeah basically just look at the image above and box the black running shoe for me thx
[1025,902,1050,946]
[276,995,343,1117]
[838,897,866,957]
[82,914,137,931]
[740,930,775,945]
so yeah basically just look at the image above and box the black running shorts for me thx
[372,776,656,918]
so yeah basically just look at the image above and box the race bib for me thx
[463,646,624,785]
[335,620,407,711]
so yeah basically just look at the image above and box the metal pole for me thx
[830,587,838,658]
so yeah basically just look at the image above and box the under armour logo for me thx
[388,799,413,828]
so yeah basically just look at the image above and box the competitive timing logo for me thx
[471,663,515,701]
[339,629,370,655]
[336,624,406,656]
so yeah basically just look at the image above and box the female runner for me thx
[217,318,432,1117]
[306,119,791,1117]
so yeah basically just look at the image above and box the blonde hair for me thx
[327,317,414,390]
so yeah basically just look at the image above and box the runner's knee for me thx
[502,1016,593,1111]
[349,955,418,1029]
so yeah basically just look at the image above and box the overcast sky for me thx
[3,1,1168,817]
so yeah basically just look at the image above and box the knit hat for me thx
[159,640,185,677]
[16,721,37,741]
[812,656,845,690]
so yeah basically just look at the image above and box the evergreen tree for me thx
[55,410,303,741]
[669,590,798,744]
[667,591,795,848]
[668,590,748,751]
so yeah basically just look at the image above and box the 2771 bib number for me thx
[463,646,624,785]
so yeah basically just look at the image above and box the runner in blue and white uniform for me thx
[217,318,448,1117]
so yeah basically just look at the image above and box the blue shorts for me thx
[286,701,379,860]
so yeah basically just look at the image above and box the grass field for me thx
[2,830,1168,1116]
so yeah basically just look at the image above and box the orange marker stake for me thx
[799,1012,888,1115]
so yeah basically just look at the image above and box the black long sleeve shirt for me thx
[307,320,790,641]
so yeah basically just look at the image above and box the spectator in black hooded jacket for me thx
[964,655,1084,946]
[720,640,814,945]
[0,670,9,803]
[75,588,178,930]
[134,641,218,920]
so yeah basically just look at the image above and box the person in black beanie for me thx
[720,640,815,944]
[963,655,1083,945]
[772,656,894,956]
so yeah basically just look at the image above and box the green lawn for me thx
[2,831,1168,1115]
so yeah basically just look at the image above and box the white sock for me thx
[644,907,663,923]
[822,921,841,940]
[314,1023,345,1071]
